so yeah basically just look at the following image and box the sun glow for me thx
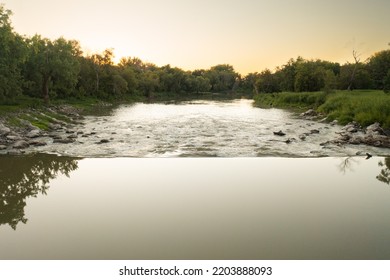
[3,0,390,74]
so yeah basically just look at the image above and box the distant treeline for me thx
[1,5,390,105]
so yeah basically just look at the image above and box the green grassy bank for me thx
[254,90,390,129]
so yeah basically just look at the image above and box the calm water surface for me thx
[1,154,390,259]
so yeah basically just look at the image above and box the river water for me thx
[0,154,389,259]
[26,99,389,157]
[1,100,390,260]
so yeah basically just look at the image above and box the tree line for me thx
[244,51,390,94]
[1,5,389,105]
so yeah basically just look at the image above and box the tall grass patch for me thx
[254,91,327,109]
[318,90,390,128]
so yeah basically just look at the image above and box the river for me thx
[1,99,390,260]
[24,99,390,157]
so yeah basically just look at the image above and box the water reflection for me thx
[338,156,390,186]
[338,157,359,174]
[377,157,390,185]
[0,154,79,229]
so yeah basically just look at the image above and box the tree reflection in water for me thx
[0,153,79,230]
[377,157,390,185]
[338,156,390,186]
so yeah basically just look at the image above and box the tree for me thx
[383,70,390,94]
[0,5,27,103]
[90,48,114,94]
[23,36,81,103]
[241,72,260,94]
[338,63,372,90]
[368,50,390,90]
[322,70,337,94]
[294,61,325,92]
[276,58,301,92]
[347,50,361,91]
[206,64,239,93]
[293,59,340,92]
[256,69,280,93]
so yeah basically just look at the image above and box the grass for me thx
[254,90,390,129]
[254,91,327,110]
[0,96,83,130]
[318,90,390,128]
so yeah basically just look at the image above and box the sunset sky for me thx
[3,0,390,74]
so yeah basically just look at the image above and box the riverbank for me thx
[0,96,116,154]
[254,90,390,148]
[254,90,390,129]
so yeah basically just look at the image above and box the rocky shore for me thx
[299,109,390,149]
[0,105,84,155]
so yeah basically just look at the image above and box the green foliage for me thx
[368,50,390,89]
[322,70,337,94]
[318,90,390,128]
[383,70,390,94]
[254,91,326,109]
[338,63,372,90]
[0,5,27,103]
[254,90,390,129]
[206,64,238,92]
[23,35,81,103]
[256,69,280,93]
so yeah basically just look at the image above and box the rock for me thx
[0,145,7,150]
[310,129,320,134]
[299,134,306,141]
[285,138,295,144]
[349,136,363,145]
[26,129,41,138]
[342,122,361,133]
[48,123,62,130]
[330,120,338,126]
[67,134,78,139]
[19,120,36,130]
[54,138,75,144]
[0,124,11,136]
[13,140,29,149]
[28,139,47,146]
[300,109,317,117]
[97,139,110,144]
[363,134,390,148]
[320,141,331,146]
[6,135,22,141]
[273,130,286,136]
[346,127,358,133]
[366,122,385,135]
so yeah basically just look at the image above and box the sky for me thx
[2,0,390,74]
